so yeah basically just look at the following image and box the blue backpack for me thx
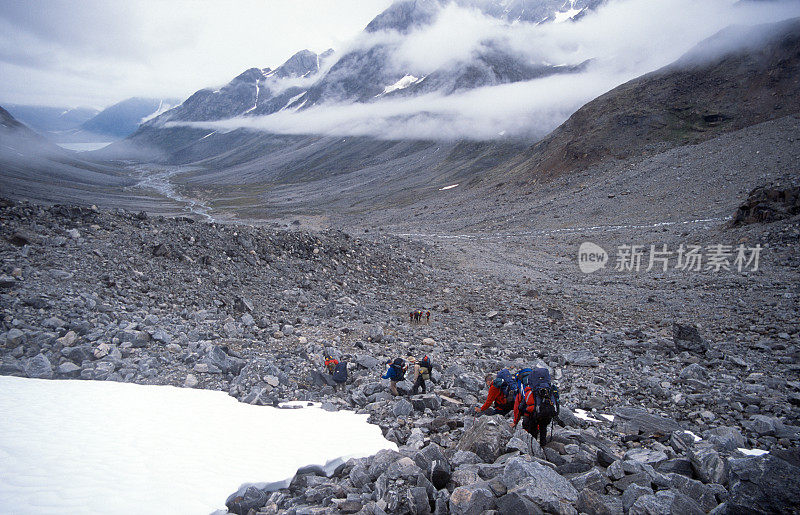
[517,367,559,419]
[390,358,406,381]
[493,369,516,402]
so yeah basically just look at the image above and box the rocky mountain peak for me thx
[365,0,445,34]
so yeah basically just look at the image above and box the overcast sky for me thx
[0,0,392,109]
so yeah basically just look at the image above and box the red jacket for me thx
[325,358,338,373]
[513,393,523,424]
[479,384,510,411]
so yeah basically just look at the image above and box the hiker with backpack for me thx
[323,353,348,390]
[324,354,338,375]
[511,367,560,447]
[475,369,516,416]
[411,355,432,395]
[382,358,407,396]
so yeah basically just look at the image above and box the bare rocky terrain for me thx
[1,13,799,515]
[1,180,798,513]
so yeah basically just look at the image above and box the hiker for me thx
[426,311,431,323]
[382,358,406,396]
[409,311,415,324]
[411,355,432,395]
[511,367,560,447]
[475,370,515,416]
[331,359,348,390]
[324,354,338,375]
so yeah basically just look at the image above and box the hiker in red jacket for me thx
[475,373,514,416]
[324,354,339,375]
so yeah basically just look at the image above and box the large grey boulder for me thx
[368,449,404,480]
[502,457,578,513]
[411,394,441,411]
[689,443,728,485]
[24,353,53,379]
[455,416,512,463]
[449,481,496,515]
[565,350,599,367]
[665,472,720,512]
[5,328,26,346]
[576,487,620,515]
[630,490,704,515]
[497,490,544,514]
[61,345,94,364]
[202,345,245,375]
[614,407,683,437]
[117,329,150,348]
[411,443,451,490]
[450,465,481,487]
[723,455,800,514]
[393,398,414,417]
[57,362,81,378]
[355,354,379,369]
[679,363,708,382]
[704,426,745,452]
[672,323,708,354]
[225,485,268,515]
[451,450,481,467]
[375,457,434,514]
[622,483,653,512]
[569,467,609,493]
[624,448,668,467]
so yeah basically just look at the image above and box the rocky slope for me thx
[510,17,800,178]
[1,198,798,514]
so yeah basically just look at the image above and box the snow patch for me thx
[140,100,176,124]
[554,1,583,23]
[0,376,395,514]
[280,92,307,112]
[382,75,422,95]
[574,408,602,422]
[439,184,459,191]
[738,448,769,456]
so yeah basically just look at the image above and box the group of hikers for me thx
[409,310,431,324]
[382,355,432,396]
[377,357,560,447]
[475,367,560,446]
[322,350,560,447]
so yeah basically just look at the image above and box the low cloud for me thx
[173,0,800,141]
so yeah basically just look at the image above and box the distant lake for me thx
[57,141,114,152]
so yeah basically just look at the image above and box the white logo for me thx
[578,242,608,273]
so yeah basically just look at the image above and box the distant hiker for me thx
[511,367,560,448]
[412,355,432,395]
[410,311,415,324]
[475,369,515,416]
[425,311,431,323]
[382,358,406,396]
[414,310,421,323]
[324,354,338,375]
[332,360,348,389]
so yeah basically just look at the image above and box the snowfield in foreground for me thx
[0,376,396,514]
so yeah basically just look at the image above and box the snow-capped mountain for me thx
[140,0,602,131]
[148,49,334,125]
[81,97,180,138]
